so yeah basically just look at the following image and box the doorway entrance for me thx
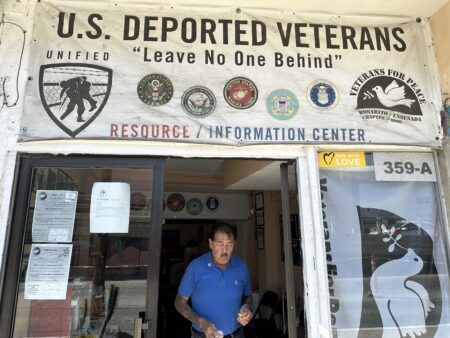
[157,159,305,338]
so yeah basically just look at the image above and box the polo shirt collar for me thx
[207,252,235,269]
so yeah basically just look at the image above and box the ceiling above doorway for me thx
[165,159,297,191]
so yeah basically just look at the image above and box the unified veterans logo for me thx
[307,80,339,111]
[350,69,425,123]
[266,89,298,120]
[181,86,216,118]
[137,73,173,106]
[39,63,112,138]
[224,77,258,109]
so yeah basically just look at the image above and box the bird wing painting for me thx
[372,80,416,108]
[356,206,442,338]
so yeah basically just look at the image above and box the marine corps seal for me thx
[137,74,173,106]
[223,77,258,109]
[182,86,216,118]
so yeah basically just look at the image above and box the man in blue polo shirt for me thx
[174,223,253,338]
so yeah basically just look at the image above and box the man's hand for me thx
[236,304,252,326]
[199,318,223,338]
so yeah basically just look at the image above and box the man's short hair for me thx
[209,223,237,241]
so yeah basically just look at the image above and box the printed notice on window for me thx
[90,182,130,233]
[32,190,78,242]
[25,244,72,299]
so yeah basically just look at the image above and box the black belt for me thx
[192,326,242,338]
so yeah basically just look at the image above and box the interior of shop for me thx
[158,158,305,338]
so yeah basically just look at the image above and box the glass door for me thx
[0,156,164,338]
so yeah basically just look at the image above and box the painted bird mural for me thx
[370,248,435,338]
[372,80,415,108]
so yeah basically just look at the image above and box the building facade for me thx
[1,1,450,338]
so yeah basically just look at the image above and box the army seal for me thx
[137,74,173,106]
[182,86,216,118]
[223,77,258,109]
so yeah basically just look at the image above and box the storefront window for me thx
[11,166,155,338]
[319,152,450,337]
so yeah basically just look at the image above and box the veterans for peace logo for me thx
[39,63,112,138]
[182,86,216,118]
[137,73,173,106]
[224,77,258,109]
[266,89,298,120]
[351,69,425,123]
[307,80,338,111]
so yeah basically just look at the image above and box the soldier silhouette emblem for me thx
[38,63,112,138]
[59,76,97,122]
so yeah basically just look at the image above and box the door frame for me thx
[0,155,165,338]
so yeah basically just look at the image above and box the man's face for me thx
[209,231,235,268]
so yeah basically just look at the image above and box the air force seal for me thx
[266,89,299,120]
[182,86,216,118]
[137,74,173,106]
[307,80,339,111]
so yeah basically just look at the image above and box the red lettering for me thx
[183,126,189,138]
[173,125,180,138]
[111,124,118,137]
[152,125,159,138]
[121,124,128,137]
[131,124,138,137]
[162,125,170,138]
[142,125,149,138]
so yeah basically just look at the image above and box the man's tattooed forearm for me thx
[175,293,201,326]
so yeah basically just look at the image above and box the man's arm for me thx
[242,294,252,309]
[174,293,220,338]
[174,293,202,327]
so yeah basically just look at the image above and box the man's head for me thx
[209,223,236,268]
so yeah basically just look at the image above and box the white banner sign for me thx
[20,1,442,147]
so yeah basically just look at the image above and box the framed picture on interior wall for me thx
[255,192,264,210]
[255,209,264,226]
[256,227,264,250]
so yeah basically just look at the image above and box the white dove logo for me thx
[372,80,415,108]
[371,248,435,338]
